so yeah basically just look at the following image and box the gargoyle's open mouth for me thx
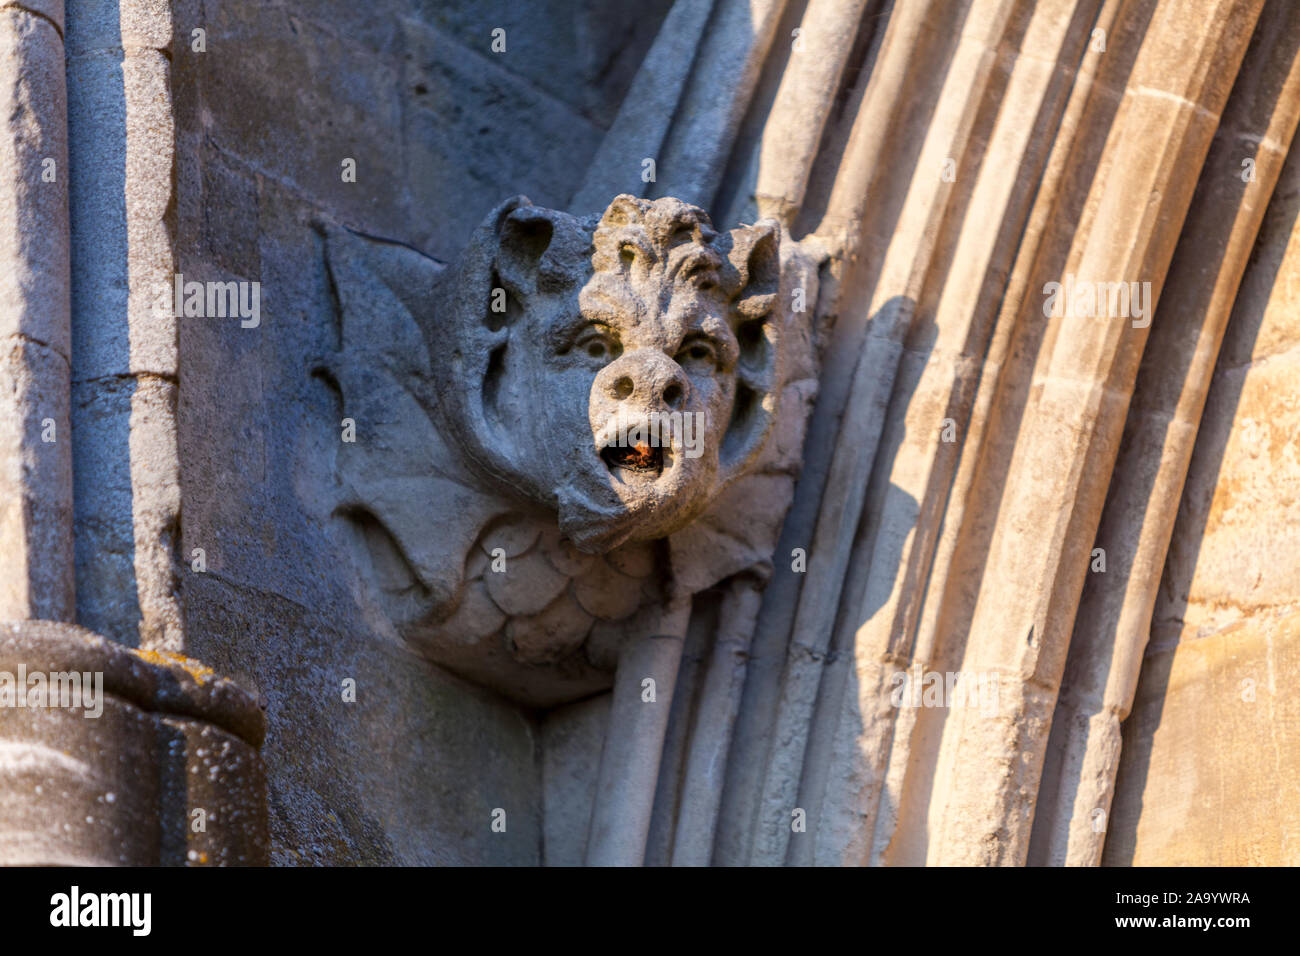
[600,441,664,477]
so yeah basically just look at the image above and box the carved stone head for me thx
[324,193,820,705]
[430,194,785,553]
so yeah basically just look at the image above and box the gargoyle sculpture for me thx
[318,194,823,707]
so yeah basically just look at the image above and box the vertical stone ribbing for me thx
[702,0,1300,868]
[748,0,1030,867]
[67,0,182,650]
[648,0,790,209]
[1033,0,1300,866]
[0,0,73,622]
[925,0,1264,865]
[568,0,716,215]
[585,600,691,866]
[714,0,960,866]
[875,0,1137,866]
[804,0,1103,868]
[670,577,761,865]
[749,0,873,226]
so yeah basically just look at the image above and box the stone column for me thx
[0,621,267,865]
[0,0,74,624]
[67,0,183,652]
[0,0,267,867]
[585,600,692,866]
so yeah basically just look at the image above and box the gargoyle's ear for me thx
[430,196,577,494]
[494,204,556,299]
[725,219,780,318]
[435,195,534,334]
[719,219,784,486]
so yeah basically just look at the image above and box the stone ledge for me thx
[0,619,264,747]
[0,619,267,865]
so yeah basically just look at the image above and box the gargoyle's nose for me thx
[600,349,688,410]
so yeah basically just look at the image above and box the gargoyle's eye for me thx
[574,327,621,365]
[675,338,717,371]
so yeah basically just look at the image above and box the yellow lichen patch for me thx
[135,648,218,686]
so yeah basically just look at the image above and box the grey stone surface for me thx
[541,693,609,866]
[406,0,673,127]
[185,572,541,865]
[399,16,605,261]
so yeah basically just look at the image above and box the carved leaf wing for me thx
[320,225,504,615]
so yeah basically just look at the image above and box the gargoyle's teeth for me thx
[600,441,664,476]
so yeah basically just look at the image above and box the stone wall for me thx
[3,0,1299,868]
[169,0,668,864]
